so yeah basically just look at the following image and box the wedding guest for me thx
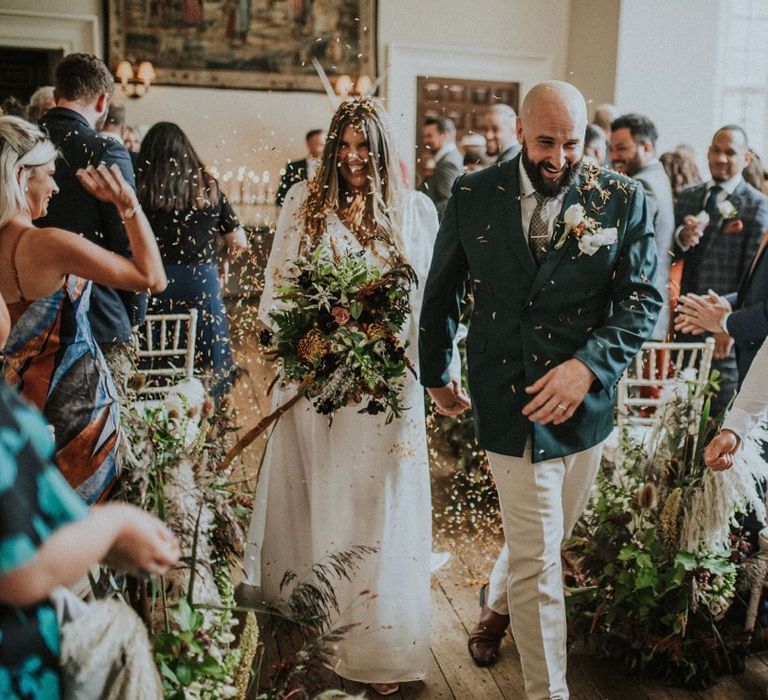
[243,97,457,696]
[743,149,768,195]
[1,97,25,118]
[463,150,485,173]
[483,104,520,163]
[137,122,247,400]
[673,125,768,414]
[592,102,618,137]
[460,132,487,157]
[123,125,141,153]
[419,82,661,696]
[27,85,55,123]
[275,128,327,207]
[100,100,137,170]
[704,336,768,470]
[0,116,166,503]
[610,113,675,338]
[419,116,463,219]
[37,52,145,392]
[660,149,703,204]
[583,123,607,166]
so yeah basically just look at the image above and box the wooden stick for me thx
[218,374,314,472]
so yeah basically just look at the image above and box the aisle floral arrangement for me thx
[566,372,768,688]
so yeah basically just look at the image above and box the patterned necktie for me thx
[705,185,722,222]
[528,192,551,264]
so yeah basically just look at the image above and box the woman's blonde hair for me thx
[0,116,58,228]
[300,97,406,263]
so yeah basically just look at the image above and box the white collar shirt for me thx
[518,159,568,240]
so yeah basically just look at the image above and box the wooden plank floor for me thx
[284,549,768,700]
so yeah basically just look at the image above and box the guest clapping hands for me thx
[675,290,735,359]
[704,337,768,470]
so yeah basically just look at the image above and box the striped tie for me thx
[528,192,550,264]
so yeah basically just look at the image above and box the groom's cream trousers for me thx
[485,440,604,700]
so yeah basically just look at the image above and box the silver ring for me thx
[557,403,567,411]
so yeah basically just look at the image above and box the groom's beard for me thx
[521,142,580,197]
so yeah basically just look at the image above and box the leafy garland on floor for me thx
[120,392,249,699]
[566,372,768,689]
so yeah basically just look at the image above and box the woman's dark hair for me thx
[137,122,219,212]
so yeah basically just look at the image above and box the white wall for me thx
[614,0,724,163]
[566,0,620,116]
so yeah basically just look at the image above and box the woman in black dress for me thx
[136,123,248,400]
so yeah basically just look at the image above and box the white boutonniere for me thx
[717,199,738,219]
[555,203,618,255]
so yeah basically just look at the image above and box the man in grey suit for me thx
[610,113,675,338]
[420,116,463,219]
[673,125,768,413]
[484,104,521,163]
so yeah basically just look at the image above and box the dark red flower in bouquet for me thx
[259,329,273,347]
[723,218,744,234]
[331,306,351,325]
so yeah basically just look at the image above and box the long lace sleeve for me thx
[721,337,768,440]
[257,182,307,327]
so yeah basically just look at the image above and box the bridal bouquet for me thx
[261,244,416,421]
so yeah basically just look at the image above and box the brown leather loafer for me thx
[467,605,510,667]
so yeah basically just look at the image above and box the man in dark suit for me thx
[419,82,661,698]
[37,52,144,388]
[275,128,326,206]
[610,113,675,338]
[483,104,521,163]
[673,124,768,413]
[419,116,463,219]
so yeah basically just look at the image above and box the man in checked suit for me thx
[419,82,661,700]
[673,125,768,414]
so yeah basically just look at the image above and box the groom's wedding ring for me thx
[557,404,567,411]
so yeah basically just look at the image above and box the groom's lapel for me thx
[525,176,583,305]
[497,162,538,284]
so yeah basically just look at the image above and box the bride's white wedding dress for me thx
[243,182,453,683]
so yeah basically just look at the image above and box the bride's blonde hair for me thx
[300,97,406,263]
[0,116,58,228]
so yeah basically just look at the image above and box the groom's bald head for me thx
[517,81,588,196]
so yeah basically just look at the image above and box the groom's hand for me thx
[522,359,595,426]
[427,380,471,417]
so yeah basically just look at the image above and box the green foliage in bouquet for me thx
[262,245,416,423]
[567,371,757,689]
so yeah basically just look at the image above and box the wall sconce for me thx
[333,74,374,99]
[115,60,155,99]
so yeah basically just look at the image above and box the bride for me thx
[243,97,464,694]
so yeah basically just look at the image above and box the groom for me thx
[419,82,661,700]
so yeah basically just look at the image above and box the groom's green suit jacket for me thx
[418,157,662,462]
